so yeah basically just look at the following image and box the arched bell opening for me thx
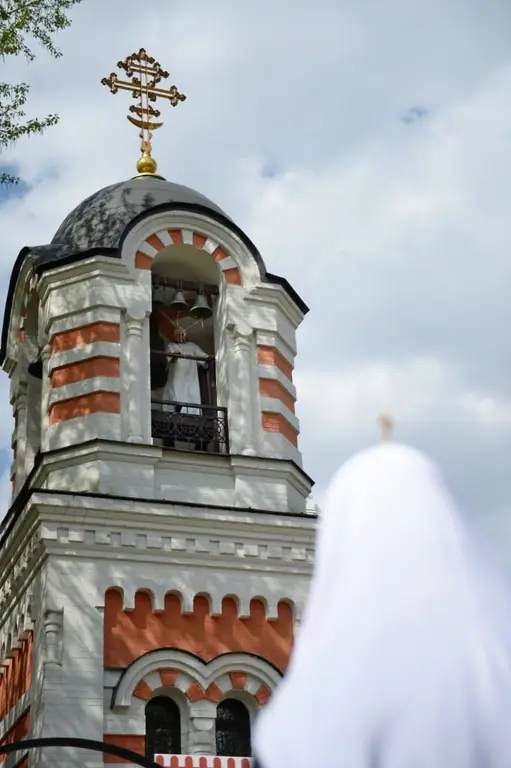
[149,245,228,455]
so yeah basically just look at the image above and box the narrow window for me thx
[215,698,251,757]
[145,696,181,758]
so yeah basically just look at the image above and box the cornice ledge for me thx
[29,491,316,531]
[39,540,314,574]
[246,284,304,327]
[38,256,133,303]
[229,454,313,492]
[37,440,162,471]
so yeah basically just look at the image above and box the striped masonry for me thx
[256,345,298,447]
[134,229,242,286]
[48,321,121,425]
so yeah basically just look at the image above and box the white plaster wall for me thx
[20,494,314,766]
[29,557,105,768]
[34,443,311,514]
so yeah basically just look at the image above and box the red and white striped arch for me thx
[134,228,242,287]
[111,650,280,710]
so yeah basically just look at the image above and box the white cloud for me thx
[1,0,511,553]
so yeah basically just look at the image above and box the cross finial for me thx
[379,413,393,442]
[101,48,186,177]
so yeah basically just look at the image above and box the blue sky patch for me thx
[0,165,30,203]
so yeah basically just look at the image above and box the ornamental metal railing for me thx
[151,400,229,454]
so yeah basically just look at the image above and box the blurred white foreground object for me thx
[255,442,511,768]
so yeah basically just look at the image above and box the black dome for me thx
[51,176,231,253]
[1,175,308,365]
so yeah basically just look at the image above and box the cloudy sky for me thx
[2,0,511,554]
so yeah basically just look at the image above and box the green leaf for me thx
[0,0,83,184]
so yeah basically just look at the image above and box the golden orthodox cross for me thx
[101,48,186,176]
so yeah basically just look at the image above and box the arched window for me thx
[145,696,181,758]
[149,253,229,456]
[215,698,251,757]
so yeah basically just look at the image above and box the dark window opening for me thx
[145,696,181,758]
[215,698,251,757]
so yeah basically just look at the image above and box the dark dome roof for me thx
[51,176,231,253]
[1,175,308,365]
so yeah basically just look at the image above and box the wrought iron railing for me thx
[151,400,229,454]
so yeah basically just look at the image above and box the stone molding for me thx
[0,490,314,620]
[121,211,261,291]
[112,650,280,709]
[105,651,277,757]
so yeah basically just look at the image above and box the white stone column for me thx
[124,309,146,443]
[188,701,217,754]
[230,324,257,456]
[43,607,64,666]
[13,380,28,492]
[40,344,51,452]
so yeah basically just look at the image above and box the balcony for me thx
[155,758,251,767]
[151,400,229,454]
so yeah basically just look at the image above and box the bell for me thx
[169,289,188,315]
[190,290,212,320]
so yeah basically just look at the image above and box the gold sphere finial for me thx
[136,152,158,175]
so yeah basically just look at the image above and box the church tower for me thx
[0,50,316,768]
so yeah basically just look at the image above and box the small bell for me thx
[169,289,189,315]
[190,289,212,320]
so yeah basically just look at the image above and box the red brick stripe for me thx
[51,323,120,354]
[49,392,121,424]
[50,357,120,388]
[261,412,298,447]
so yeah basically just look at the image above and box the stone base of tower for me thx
[0,483,314,767]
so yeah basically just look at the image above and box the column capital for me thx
[125,302,150,325]
[226,319,252,340]
[227,322,253,354]
[125,318,144,337]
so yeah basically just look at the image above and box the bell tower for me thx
[0,50,316,768]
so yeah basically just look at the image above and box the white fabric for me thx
[162,340,207,415]
[255,442,511,768]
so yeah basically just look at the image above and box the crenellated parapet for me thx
[104,589,294,672]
